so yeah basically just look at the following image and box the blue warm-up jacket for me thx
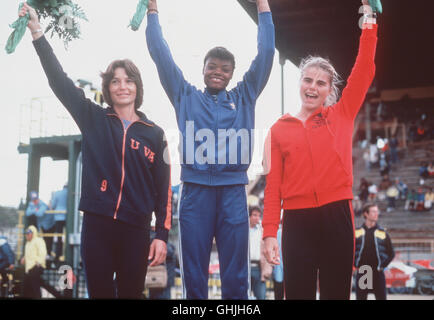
[146,12,275,186]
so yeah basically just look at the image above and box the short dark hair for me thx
[100,59,144,110]
[204,47,235,70]
[249,206,262,217]
[362,202,377,217]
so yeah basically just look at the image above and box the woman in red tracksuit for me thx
[262,1,378,299]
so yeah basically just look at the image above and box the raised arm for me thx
[145,0,189,112]
[20,2,100,132]
[337,0,379,120]
[256,0,271,13]
[233,0,275,105]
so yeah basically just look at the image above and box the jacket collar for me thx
[363,223,381,231]
[204,88,229,101]
[279,106,326,122]
[105,107,154,127]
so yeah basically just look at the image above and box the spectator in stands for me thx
[379,151,390,177]
[424,188,434,211]
[419,162,429,185]
[415,188,425,212]
[420,162,429,179]
[20,226,61,298]
[386,184,399,212]
[405,189,416,211]
[369,140,379,169]
[394,178,408,200]
[377,174,391,202]
[368,183,378,202]
[389,134,399,165]
[50,184,68,265]
[249,206,272,300]
[25,191,48,229]
[379,174,392,191]
[427,162,434,178]
[415,123,427,142]
[0,236,15,297]
[21,226,47,298]
[359,178,370,202]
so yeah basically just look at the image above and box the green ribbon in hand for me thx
[5,3,30,54]
[129,0,149,31]
[369,0,383,14]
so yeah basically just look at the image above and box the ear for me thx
[229,69,234,80]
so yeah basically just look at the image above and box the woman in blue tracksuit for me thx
[146,0,275,299]
[20,3,172,299]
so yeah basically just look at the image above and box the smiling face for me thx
[300,66,332,113]
[108,67,137,109]
[203,57,234,94]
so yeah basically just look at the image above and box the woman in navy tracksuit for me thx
[20,3,172,299]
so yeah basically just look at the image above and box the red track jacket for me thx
[263,25,378,239]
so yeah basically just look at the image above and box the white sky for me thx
[0,0,301,207]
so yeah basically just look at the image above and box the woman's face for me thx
[203,57,234,94]
[109,67,137,109]
[300,66,332,111]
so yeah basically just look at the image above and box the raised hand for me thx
[19,2,40,33]
[363,0,383,14]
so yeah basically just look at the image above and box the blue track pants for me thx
[179,182,249,299]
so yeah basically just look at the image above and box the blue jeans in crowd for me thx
[250,264,266,300]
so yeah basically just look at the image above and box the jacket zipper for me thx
[108,114,132,220]
[109,114,154,220]
[113,127,127,220]
[303,121,319,205]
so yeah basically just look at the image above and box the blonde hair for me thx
[299,56,342,106]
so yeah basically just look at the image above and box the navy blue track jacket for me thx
[33,36,172,242]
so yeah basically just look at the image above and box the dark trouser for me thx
[54,221,66,260]
[81,212,150,299]
[355,269,387,300]
[23,266,44,298]
[282,200,355,300]
[250,264,266,300]
[273,280,284,300]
